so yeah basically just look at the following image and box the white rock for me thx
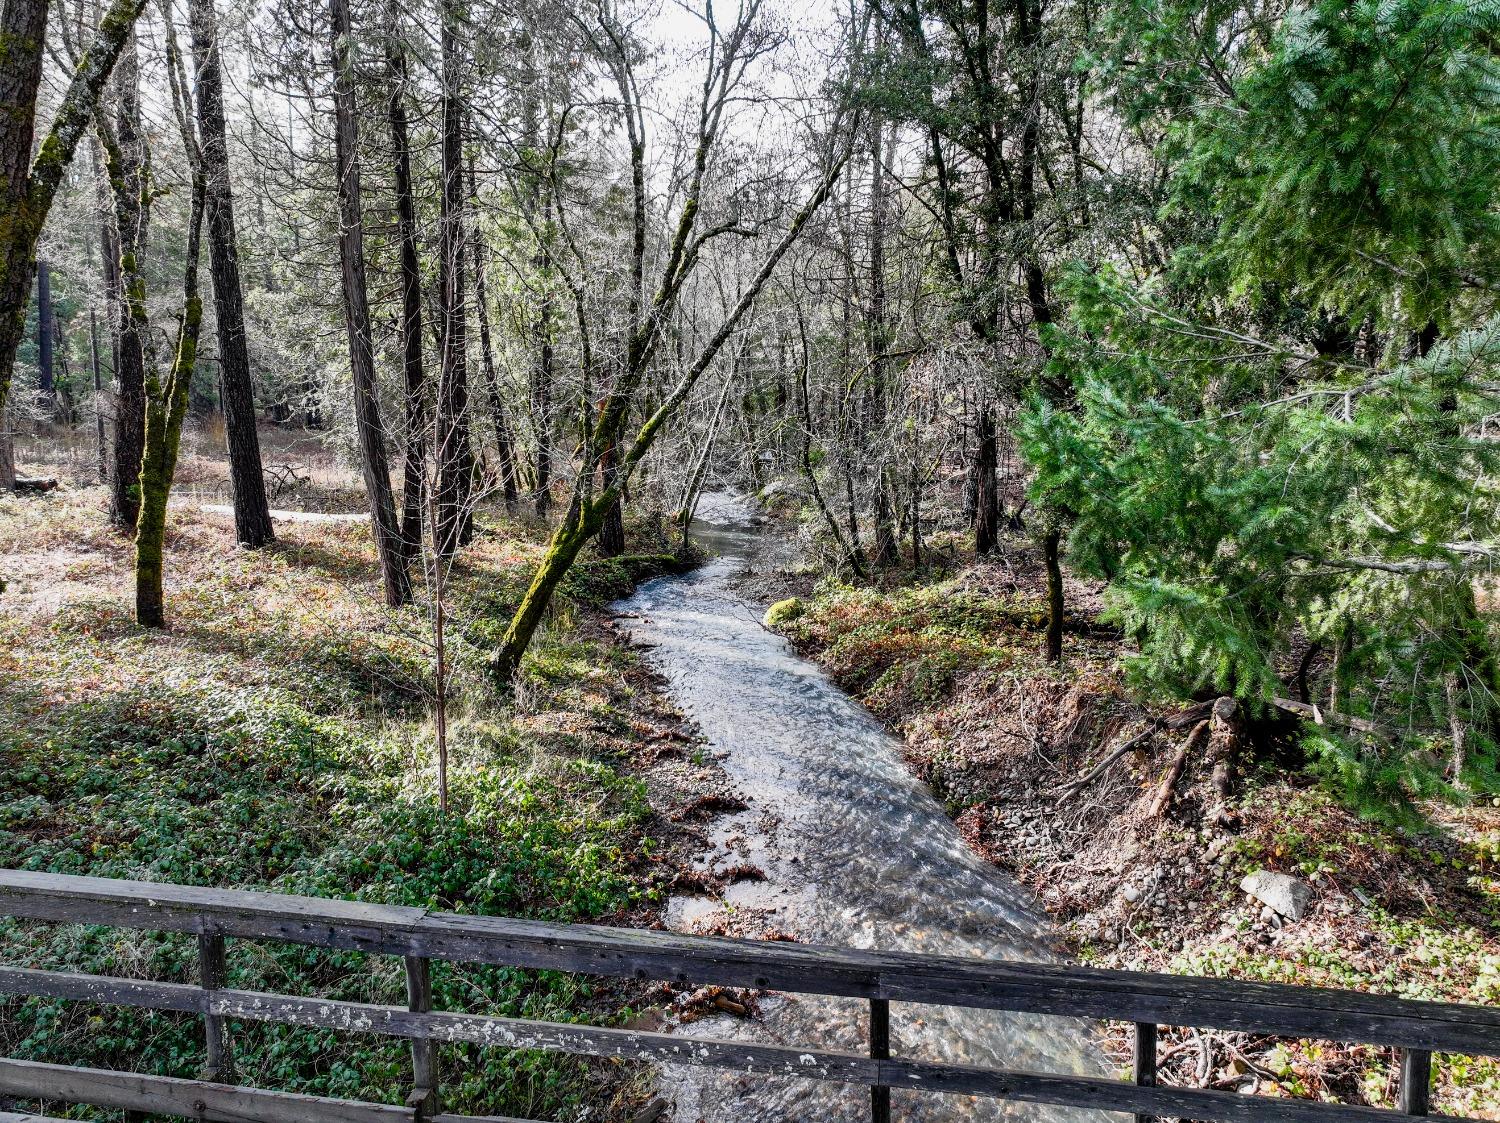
[1241,870,1312,922]
[1121,885,1142,903]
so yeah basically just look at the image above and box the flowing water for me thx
[615,492,1105,1122]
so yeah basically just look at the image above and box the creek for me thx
[615,492,1103,1121]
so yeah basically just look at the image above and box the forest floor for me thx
[752,517,1500,1119]
[0,424,729,1122]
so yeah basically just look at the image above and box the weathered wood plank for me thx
[0,869,424,954]
[199,931,231,1081]
[5,870,1500,1056]
[869,998,890,1123]
[883,1061,1465,1123]
[404,955,437,1118]
[1133,1021,1157,1123]
[0,968,1486,1123]
[0,1112,76,1122]
[1398,1049,1431,1115]
[0,1059,413,1123]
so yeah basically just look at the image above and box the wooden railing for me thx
[0,870,1497,1122]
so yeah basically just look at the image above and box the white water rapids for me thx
[615,492,1108,1122]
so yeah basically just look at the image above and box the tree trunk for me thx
[490,503,599,680]
[329,0,410,607]
[532,195,554,520]
[1015,0,1069,658]
[597,440,625,557]
[794,312,865,580]
[434,4,472,556]
[189,0,273,548]
[974,404,1000,554]
[92,138,121,398]
[90,307,107,478]
[51,309,71,422]
[1044,526,1064,664]
[533,300,554,519]
[384,1,426,562]
[136,180,207,627]
[36,259,52,398]
[909,423,922,568]
[0,0,49,491]
[107,34,148,529]
[468,147,518,513]
[867,118,897,566]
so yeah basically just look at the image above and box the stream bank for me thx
[757,531,1500,1117]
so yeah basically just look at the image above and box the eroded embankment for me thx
[763,563,1500,1117]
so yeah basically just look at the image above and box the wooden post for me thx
[197,931,230,1082]
[1398,1048,1431,1115]
[869,997,890,1123]
[1133,1021,1158,1123]
[404,955,438,1118]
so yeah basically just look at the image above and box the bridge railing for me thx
[0,869,1495,1122]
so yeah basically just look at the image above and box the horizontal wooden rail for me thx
[0,1058,413,1123]
[0,869,1494,1122]
[3,869,1497,1055]
[0,967,1480,1123]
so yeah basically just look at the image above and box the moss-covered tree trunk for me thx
[489,501,602,680]
[107,36,148,530]
[0,0,147,490]
[136,181,207,627]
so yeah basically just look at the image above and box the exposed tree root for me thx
[1053,726,1156,806]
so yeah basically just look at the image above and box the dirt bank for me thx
[759,537,1500,1118]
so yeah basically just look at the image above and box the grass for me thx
[0,482,692,1121]
[772,578,1088,719]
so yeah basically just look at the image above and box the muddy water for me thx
[615,493,1105,1122]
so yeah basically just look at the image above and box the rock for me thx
[758,478,803,501]
[1241,870,1312,921]
[763,597,805,629]
[1121,884,1142,903]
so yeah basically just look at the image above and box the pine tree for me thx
[1023,0,1500,810]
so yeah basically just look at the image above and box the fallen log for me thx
[1269,696,1382,736]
